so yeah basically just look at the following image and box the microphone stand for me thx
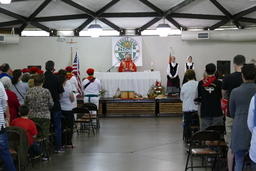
[106,60,121,72]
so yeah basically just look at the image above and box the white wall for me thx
[0,35,255,87]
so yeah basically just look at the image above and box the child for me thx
[10,105,42,158]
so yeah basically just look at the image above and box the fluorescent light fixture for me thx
[0,0,11,4]
[88,24,102,37]
[156,23,171,37]
[142,29,181,36]
[79,30,119,37]
[21,31,49,37]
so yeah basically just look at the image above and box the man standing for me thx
[43,61,64,152]
[222,55,245,171]
[0,81,16,170]
[0,63,12,79]
[197,63,223,130]
[118,54,137,72]
[82,68,101,108]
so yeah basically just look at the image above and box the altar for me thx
[94,71,161,97]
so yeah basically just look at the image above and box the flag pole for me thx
[66,38,77,66]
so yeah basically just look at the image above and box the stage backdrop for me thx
[112,37,143,67]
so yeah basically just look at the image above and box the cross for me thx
[206,87,214,93]
[66,38,77,65]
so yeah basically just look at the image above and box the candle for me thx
[151,62,153,66]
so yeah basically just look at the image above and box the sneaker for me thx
[55,148,65,153]
[66,145,75,148]
[42,156,51,161]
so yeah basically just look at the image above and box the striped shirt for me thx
[0,82,7,130]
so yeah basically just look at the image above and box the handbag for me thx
[13,84,24,99]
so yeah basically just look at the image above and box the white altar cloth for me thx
[94,71,161,97]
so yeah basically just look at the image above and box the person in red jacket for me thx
[0,76,20,123]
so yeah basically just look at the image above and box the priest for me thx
[118,54,137,72]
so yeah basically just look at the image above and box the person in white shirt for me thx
[167,56,180,95]
[65,66,78,108]
[182,56,195,84]
[248,95,256,166]
[180,69,198,140]
[82,68,101,108]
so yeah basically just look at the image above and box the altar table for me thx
[94,71,161,97]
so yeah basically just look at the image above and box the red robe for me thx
[118,60,137,72]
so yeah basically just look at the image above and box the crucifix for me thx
[66,38,77,65]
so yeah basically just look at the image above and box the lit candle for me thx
[151,62,153,67]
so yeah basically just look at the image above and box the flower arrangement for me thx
[99,89,108,97]
[147,81,166,99]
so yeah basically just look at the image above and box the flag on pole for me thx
[72,52,83,96]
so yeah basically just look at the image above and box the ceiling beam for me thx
[165,0,196,16]
[100,12,160,18]
[0,7,27,22]
[209,0,232,19]
[166,16,186,30]
[0,20,24,27]
[33,14,90,22]
[209,18,229,30]
[30,22,50,32]
[96,0,121,17]
[28,0,52,21]
[233,5,256,20]
[139,0,164,16]
[140,17,162,31]
[99,18,120,31]
[61,0,95,17]
[20,24,28,32]
[210,0,243,29]
[237,17,256,24]
[170,13,226,20]
[75,17,94,32]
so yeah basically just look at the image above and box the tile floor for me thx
[31,117,212,171]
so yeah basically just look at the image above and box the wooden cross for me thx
[66,38,77,65]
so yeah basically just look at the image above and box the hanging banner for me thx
[112,37,143,66]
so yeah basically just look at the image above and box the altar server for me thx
[82,68,101,108]
[118,54,137,72]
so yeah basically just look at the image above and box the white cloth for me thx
[67,75,78,92]
[167,63,179,78]
[83,97,99,109]
[0,82,7,101]
[248,96,256,162]
[60,84,73,111]
[82,78,101,95]
[0,82,6,130]
[66,80,77,108]
[94,71,161,97]
[180,80,198,112]
[184,62,195,72]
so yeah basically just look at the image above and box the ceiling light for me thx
[88,24,102,38]
[156,23,171,37]
[0,0,11,4]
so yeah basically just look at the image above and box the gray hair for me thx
[0,76,11,89]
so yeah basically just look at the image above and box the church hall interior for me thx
[1,0,256,170]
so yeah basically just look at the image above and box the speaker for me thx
[217,61,230,79]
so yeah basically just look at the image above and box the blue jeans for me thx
[51,111,62,150]
[235,150,256,171]
[0,131,16,171]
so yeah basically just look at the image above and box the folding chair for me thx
[189,112,200,138]
[82,103,100,131]
[185,130,221,171]
[242,151,255,171]
[73,107,95,137]
[205,125,227,146]
[35,123,50,161]
[61,116,73,148]
[6,129,21,171]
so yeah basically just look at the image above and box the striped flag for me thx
[72,52,83,96]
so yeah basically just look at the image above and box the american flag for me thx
[72,52,83,96]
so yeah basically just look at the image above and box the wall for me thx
[0,35,255,89]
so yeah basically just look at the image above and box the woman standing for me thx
[0,76,20,123]
[24,74,54,160]
[167,56,180,96]
[58,69,75,147]
[10,69,28,105]
[182,56,195,84]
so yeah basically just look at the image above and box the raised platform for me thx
[77,96,182,117]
